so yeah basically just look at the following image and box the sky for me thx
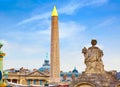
[0,0,120,72]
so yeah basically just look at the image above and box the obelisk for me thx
[50,6,60,83]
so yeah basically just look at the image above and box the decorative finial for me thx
[46,53,48,60]
[52,6,58,16]
[74,67,76,69]
[0,42,3,49]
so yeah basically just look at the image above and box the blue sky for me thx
[0,0,120,72]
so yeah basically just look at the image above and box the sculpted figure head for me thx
[91,39,97,46]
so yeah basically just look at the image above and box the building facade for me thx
[3,60,79,86]
[4,67,50,85]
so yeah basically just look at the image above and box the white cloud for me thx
[83,0,108,6]
[59,0,108,15]
[60,50,85,72]
[3,0,118,72]
[93,17,116,29]
[59,21,86,39]
[1,40,47,69]
[2,20,87,71]
[16,0,108,26]
[58,2,80,15]
[7,21,86,42]
[103,54,120,71]
[17,12,50,26]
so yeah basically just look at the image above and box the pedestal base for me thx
[70,71,120,87]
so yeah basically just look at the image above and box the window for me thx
[27,80,30,85]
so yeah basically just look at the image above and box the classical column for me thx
[50,6,60,83]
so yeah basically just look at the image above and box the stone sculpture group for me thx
[70,39,120,87]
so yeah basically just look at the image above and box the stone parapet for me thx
[70,72,120,87]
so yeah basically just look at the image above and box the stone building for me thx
[4,68,49,85]
[3,59,79,86]
[3,60,50,85]
[60,67,79,82]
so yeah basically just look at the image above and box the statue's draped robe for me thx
[84,46,104,73]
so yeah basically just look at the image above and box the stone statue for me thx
[82,39,104,73]
[70,39,120,87]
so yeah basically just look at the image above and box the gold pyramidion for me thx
[52,6,58,16]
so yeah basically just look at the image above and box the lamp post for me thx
[0,42,6,86]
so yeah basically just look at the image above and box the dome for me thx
[72,67,78,73]
[39,60,50,72]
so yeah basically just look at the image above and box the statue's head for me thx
[91,39,97,46]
